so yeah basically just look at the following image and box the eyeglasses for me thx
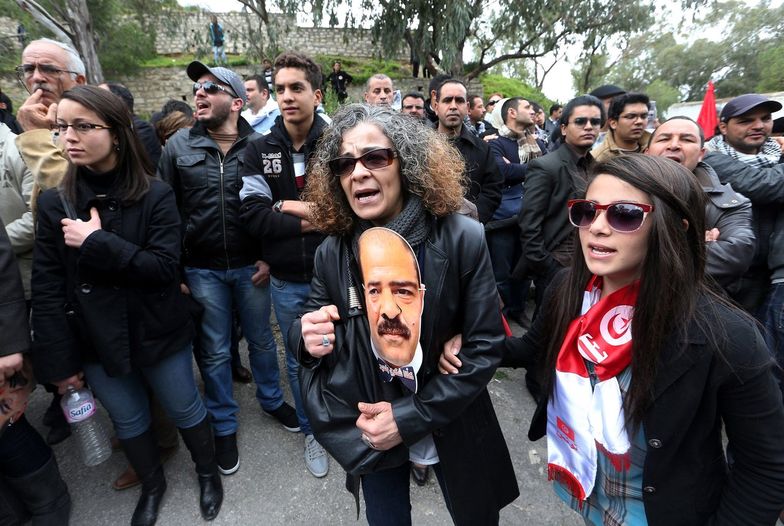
[487,99,501,106]
[54,122,112,134]
[193,81,238,98]
[329,148,398,177]
[569,117,603,127]
[620,112,648,121]
[15,63,79,79]
[567,199,654,233]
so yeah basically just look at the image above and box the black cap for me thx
[720,93,782,122]
[589,84,626,100]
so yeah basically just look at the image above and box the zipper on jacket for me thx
[218,152,231,269]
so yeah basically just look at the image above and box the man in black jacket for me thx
[513,95,604,313]
[433,79,502,224]
[158,62,297,476]
[239,52,329,478]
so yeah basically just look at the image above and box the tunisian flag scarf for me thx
[547,275,639,502]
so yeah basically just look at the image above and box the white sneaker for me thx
[304,434,329,478]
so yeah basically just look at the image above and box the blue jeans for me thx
[185,265,284,436]
[270,276,312,435]
[212,45,227,64]
[83,348,207,440]
[762,282,784,398]
[361,463,451,525]
[486,224,528,316]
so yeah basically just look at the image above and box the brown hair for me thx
[304,104,465,236]
[155,111,194,145]
[59,85,151,204]
[273,52,322,91]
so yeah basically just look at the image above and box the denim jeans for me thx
[186,265,284,436]
[486,224,528,316]
[83,348,207,440]
[361,463,451,525]
[762,282,784,398]
[270,276,312,435]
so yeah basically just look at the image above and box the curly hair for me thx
[304,104,465,236]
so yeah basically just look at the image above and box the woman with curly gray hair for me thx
[294,104,519,525]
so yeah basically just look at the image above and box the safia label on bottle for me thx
[66,401,95,423]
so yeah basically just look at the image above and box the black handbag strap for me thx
[58,191,78,220]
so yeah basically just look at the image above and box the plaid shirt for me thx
[553,365,648,526]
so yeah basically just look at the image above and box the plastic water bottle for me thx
[61,386,112,466]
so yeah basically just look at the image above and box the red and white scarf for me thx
[547,275,639,502]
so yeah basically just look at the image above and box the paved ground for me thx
[26,318,583,526]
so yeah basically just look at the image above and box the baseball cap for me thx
[589,84,626,100]
[186,61,247,103]
[720,93,782,122]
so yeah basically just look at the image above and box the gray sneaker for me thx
[304,434,329,478]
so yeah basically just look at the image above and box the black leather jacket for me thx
[157,118,262,269]
[292,213,519,525]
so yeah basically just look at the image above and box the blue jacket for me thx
[486,134,546,225]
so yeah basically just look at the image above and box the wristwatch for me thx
[273,200,284,213]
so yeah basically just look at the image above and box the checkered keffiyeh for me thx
[705,135,782,168]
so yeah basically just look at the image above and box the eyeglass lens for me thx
[330,149,396,177]
[571,117,602,127]
[569,201,647,232]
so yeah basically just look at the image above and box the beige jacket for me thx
[15,128,68,219]
[0,124,34,298]
[592,129,652,163]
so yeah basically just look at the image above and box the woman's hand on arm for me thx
[438,334,463,374]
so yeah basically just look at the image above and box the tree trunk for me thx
[63,0,103,83]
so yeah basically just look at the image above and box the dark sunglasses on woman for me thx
[329,148,398,177]
[567,199,654,233]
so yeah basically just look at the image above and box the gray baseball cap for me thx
[186,61,247,103]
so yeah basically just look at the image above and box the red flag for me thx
[697,81,718,140]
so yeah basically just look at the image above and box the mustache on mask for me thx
[377,316,411,339]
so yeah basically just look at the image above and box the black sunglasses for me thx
[567,199,654,233]
[329,148,398,177]
[569,117,603,127]
[193,81,238,98]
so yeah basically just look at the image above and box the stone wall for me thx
[153,11,406,60]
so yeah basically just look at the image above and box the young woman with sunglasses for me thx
[31,86,223,525]
[446,154,784,524]
[295,104,518,524]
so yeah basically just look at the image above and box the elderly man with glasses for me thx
[14,39,87,209]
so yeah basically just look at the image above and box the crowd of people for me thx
[0,36,783,526]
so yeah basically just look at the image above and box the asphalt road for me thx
[26,319,583,526]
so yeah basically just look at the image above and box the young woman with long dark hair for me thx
[31,85,223,525]
[442,154,784,524]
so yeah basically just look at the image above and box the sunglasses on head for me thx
[569,117,603,127]
[329,148,398,177]
[567,199,654,233]
[193,81,238,98]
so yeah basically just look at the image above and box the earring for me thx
[114,145,120,152]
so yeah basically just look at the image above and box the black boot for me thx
[4,454,71,525]
[120,429,166,526]
[178,417,223,521]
